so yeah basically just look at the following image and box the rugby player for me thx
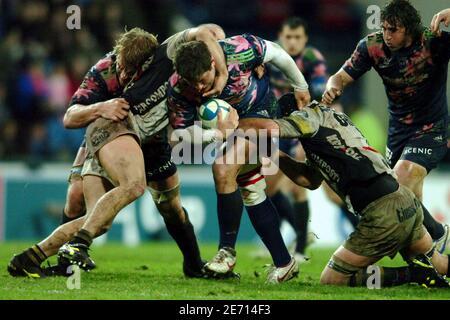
[322,0,450,252]
[8,25,231,278]
[255,95,450,288]
[167,33,311,283]
[262,17,358,263]
[59,27,228,226]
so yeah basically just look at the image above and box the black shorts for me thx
[142,128,177,182]
[386,118,448,173]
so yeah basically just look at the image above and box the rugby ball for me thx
[198,98,231,129]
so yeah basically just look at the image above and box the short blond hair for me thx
[114,27,158,76]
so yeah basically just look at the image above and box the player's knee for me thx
[319,268,335,285]
[124,180,146,200]
[213,163,238,189]
[213,163,227,182]
[65,181,85,218]
[238,177,267,207]
[320,267,348,286]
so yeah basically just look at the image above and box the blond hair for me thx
[114,27,158,77]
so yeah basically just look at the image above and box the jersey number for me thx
[333,113,349,127]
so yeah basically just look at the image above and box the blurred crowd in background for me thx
[0,0,447,164]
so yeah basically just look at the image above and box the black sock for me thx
[61,209,85,225]
[293,201,309,254]
[382,267,411,287]
[350,266,410,287]
[164,208,203,270]
[422,203,444,240]
[340,205,359,229]
[70,229,93,247]
[270,191,296,227]
[217,190,244,249]
[246,198,291,267]
[23,245,48,267]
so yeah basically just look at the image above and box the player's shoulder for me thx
[92,51,116,74]
[360,31,386,60]
[169,72,183,91]
[364,31,384,48]
[221,34,264,51]
[293,101,324,121]
[287,102,324,136]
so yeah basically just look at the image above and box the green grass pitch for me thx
[1,242,449,300]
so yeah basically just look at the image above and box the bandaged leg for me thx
[238,164,291,267]
[149,183,180,205]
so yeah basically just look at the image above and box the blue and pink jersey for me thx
[343,29,450,127]
[168,34,275,129]
[69,52,123,107]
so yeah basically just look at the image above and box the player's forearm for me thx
[264,41,308,91]
[326,69,353,92]
[190,26,228,80]
[278,152,323,189]
[63,103,102,129]
[197,24,226,40]
[326,74,343,92]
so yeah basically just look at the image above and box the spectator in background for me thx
[46,63,85,160]
[0,0,127,161]
[12,60,49,155]
[29,123,50,162]
[0,83,16,159]
[0,83,10,127]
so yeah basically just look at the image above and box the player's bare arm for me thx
[197,23,226,41]
[321,69,354,105]
[278,151,323,190]
[63,98,130,129]
[431,8,450,35]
